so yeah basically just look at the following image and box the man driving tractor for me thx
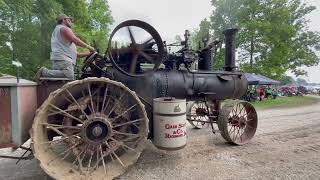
[35,14,95,80]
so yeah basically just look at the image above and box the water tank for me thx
[153,97,187,150]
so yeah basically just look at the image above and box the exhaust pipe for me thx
[223,29,238,71]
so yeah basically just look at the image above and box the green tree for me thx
[191,18,211,50]
[210,0,241,38]
[191,18,225,70]
[202,0,320,79]
[0,0,38,77]
[296,78,307,85]
[280,75,295,85]
[0,0,113,79]
[191,0,243,70]
[87,0,113,52]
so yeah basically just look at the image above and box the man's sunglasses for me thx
[64,18,72,22]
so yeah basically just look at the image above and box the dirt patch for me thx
[1,101,320,180]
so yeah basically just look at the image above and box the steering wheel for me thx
[107,20,164,77]
[81,52,110,79]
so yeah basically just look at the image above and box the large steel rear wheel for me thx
[31,77,148,180]
[217,100,257,145]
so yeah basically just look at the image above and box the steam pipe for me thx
[223,28,238,71]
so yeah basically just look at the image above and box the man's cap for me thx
[56,14,72,22]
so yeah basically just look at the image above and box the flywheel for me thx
[108,20,164,77]
[217,100,258,145]
[31,77,149,180]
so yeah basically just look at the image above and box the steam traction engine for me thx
[3,20,258,179]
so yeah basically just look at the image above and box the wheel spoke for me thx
[120,114,142,128]
[72,145,88,166]
[86,151,94,175]
[106,92,125,118]
[41,123,82,130]
[240,129,248,140]
[245,109,253,118]
[47,126,68,137]
[127,26,136,45]
[121,135,141,142]
[116,47,134,54]
[48,141,81,165]
[112,151,125,167]
[105,141,124,167]
[39,134,79,145]
[91,85,103,97]
[112,118,144,128]
[129,53,139,73]
[246,124,256,129]
[141,37,154,48]
[110,137,137,153]
[234,103,240,116]
[246,118,255,122]
[103,142,116,162]
[78,145,92,172]
[101,85,109,113]
[230,124,237,135]
[49,103,83,124]
[232,127,238,141]
[96,88,101,112]
[96,146,99,167]
[102,96,112,113]
[99,145,107,175]
[200,103,204,109]
[233,127,240,142]
[112,104,138,122]
[87,84,95,115]
[237,105,245,117]
[231,108,236,117]
[62,94,73,104]
[112,129,140,137]
[139,51,154,63]
[87,105,95,115]
[66,89,90,120]
[228,125,234,135]
[48,108,77,116]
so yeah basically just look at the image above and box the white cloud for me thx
[300,0,320,83]
[109,0,211,42]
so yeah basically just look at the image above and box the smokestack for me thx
[223,28,238,71]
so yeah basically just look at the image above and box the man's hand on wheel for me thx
[77,51,95,58]
[86,45,96,52]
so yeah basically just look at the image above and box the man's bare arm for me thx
[61,27,95,52]
[77,51,92,58]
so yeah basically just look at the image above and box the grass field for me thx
[251,95,320,110]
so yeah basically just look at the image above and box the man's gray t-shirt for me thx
[50,25,77,65]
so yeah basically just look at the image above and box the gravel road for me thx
[1,98,320,180]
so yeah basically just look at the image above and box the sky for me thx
[108,0,320,83]
[299,0,320,83]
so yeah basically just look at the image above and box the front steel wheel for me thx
[186,101,210,129]
[31,77,148,180]
[217,100,258,145]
